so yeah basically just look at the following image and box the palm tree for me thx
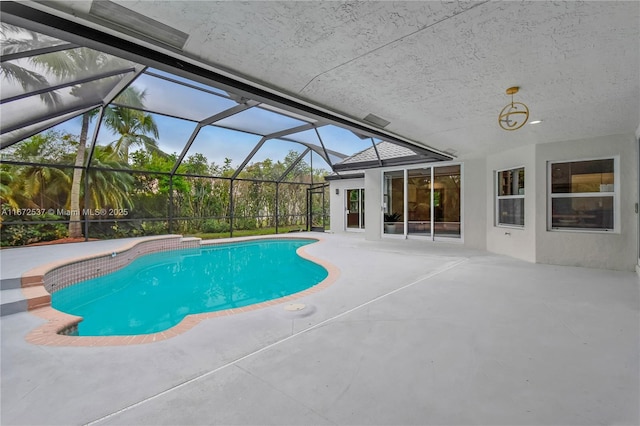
[19,164,71,209]
[103,88,160,162]
[0,170,20,209]
[85,146,134,212]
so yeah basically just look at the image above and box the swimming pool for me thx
[51,238,327,336]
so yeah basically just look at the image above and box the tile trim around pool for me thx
[23,235,340,347]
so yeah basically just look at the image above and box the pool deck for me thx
[1,232,638,425]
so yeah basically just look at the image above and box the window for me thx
[496,167,525,227]
[549,158,616,231]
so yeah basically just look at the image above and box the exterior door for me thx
[346,188,365,230]
[307,183,328,232]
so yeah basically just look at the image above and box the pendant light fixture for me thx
[498,86,529,131]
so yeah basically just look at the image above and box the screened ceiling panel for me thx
[181,125,263,174]
[147,68,231,98]
[94,112,197,167]
[280,149,312,183]
[282,127,348,165]
[284,128,323,145]
[1,24,142,143]
[0,109,88,149]
[1,73,131,135]
[1,49,137,100]
[0,26,69,56]
[279,149,334,180]
[258,103,318,124]
[310,150,334,175]
[249,138,308,168]
[0,116,97,166]
[115,72,238,122]
[316,125,375,158]
[327,152,345,166]
[214,106,308,136]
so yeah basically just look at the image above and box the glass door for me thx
[433,165,461,238]
[383,171,404,234]
[383,165,461,239]
[346,188,365,230]
[407,168,431,237]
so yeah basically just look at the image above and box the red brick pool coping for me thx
[23,235,340,347]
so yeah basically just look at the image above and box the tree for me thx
[104,88,160,162]
[2,132,72,210]
[85,146,134,212]
[0,170,19,209]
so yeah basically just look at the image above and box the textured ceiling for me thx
[27,1,640,159]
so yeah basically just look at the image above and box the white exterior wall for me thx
[636,125,640,276]
[328,177,364,233]
[535,133,638,271]
[485,145,537,262]
[462,158,487,250]
[364,169,383,241]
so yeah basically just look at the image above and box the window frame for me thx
[495,166,525,228]
[547,156,619,233]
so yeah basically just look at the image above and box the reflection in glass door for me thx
[408,168,431,236]
[346,188,365,230]
[433,165,461,238]
[383,171,404,234]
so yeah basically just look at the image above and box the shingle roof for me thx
[338,141,422,165]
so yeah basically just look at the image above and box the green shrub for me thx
[234,217,257,230]
[202,219,230,233]
[0,214,67,246]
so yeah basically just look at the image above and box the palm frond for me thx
[0,62,61,107]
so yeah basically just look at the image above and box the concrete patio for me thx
[1,232,638,425]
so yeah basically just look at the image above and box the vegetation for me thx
[1,128,328,246]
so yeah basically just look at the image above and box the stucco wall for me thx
[462,158,487,250]
[364,169,382,241]
[535,133,638,271]
[485,145,536,262]
[328,177,364,233]
[636,125,640,275]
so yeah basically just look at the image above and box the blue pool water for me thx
[52,239,327,336]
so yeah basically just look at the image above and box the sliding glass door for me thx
[434,165,461,237]
[383,171,404,234]
[383,165,461,239]
[407,168,431,236]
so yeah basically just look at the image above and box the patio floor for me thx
[1,232,638,425]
